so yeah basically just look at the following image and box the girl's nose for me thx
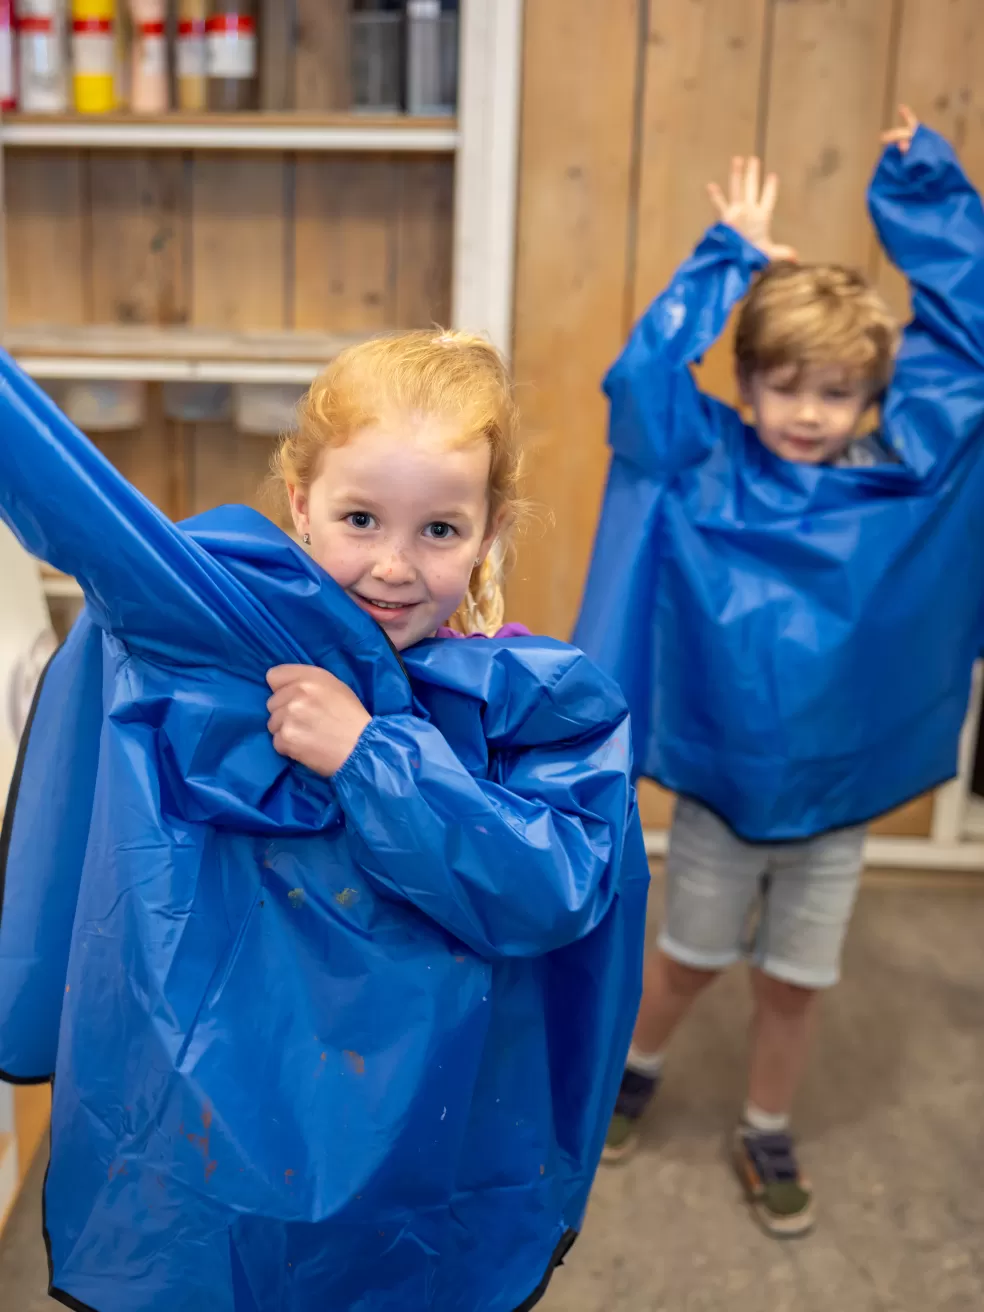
[370,547,417,584]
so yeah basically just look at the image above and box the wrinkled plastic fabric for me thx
[0,353,650,1312]
[575,126,984,841]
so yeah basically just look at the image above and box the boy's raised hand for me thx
[707,156,797,262]
[881,103,919,154]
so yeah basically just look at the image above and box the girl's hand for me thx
[881,103,919,154]
[266,665,371,777]
[707,156,797,262]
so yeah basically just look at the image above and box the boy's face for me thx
[740,363,871,465]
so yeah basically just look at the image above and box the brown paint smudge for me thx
[186,1102,216,1181]
[344,1050,366,1077]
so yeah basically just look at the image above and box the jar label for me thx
[206,16,256,81]
[73,30,115,78]
[176,32,206,80]
[18,33,63,108]
[138,31,167,78]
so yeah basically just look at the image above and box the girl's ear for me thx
[287,484,309,540]
[477,507,507,567]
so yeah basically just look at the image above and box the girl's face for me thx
[288,417,497,650]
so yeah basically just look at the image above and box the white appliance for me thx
[0,521,57,809]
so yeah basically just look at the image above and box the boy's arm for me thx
[870,108,984,474]
[870,110,984,367]
[605,157,783,476]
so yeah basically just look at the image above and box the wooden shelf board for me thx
[0,112,458,153]
[5,324,372,363]
[4,325,383,383]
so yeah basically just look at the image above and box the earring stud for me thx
[303,533,311,545]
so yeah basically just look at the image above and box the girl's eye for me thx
[425,521,457,541]
[347,512,376,530]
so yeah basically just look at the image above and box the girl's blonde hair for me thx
[735,261,900,394]
[274,329,525,636]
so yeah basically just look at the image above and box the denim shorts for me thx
[658,797,866,989]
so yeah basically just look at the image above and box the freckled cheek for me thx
[311,532,371,590]
[422,555,474,605]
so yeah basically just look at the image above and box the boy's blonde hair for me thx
[735,261,900,394]
[275,329,525,636]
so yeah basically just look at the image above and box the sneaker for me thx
[602,1068,661,1165]
[732,1125,815,1237]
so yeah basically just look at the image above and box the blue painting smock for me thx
[575,127,984,840]
[0,350,650,1312]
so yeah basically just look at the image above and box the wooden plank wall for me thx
[2,9,453,530]
[510,0,984,835]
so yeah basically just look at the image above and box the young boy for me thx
[575,107,984,1237]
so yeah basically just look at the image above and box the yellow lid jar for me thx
[71,0,117,113]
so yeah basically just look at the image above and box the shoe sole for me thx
[601,1130,639,1165]
[731,1136,815,1239]
[749,1197,816,1239]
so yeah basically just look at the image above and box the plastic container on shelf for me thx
[175,0,207,110]
[206,0,258,111]
[0,0,16,110]
[162,381,232,423]
[128,0,168,113]
[61,379,146,432]
[350,0,403,114]
[18,0,69,112]
[233,382,305,436]
[71,0,117,113]
[406,0,457,116]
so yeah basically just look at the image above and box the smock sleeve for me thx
[603,222,768,477]
[870,126,984,476]
[332,643,636,961]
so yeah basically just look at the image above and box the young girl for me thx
[0,331,649,1312]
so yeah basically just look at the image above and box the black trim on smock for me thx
[0,648,59,1086]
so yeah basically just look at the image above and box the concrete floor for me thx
[2,874,982,1311]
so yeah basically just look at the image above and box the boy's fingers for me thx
[730,155,744,203]
[881,127,912,153]
[744,156,760,207]
[707,181,727,215]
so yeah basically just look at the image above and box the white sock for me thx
[743,1101,790,1134]
[626,1045,665,1079]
